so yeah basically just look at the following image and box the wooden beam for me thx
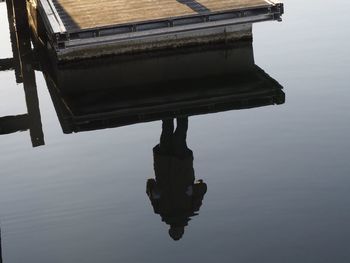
[3,0,45,147]
[6,0,22,82]
[0,114,29,134]
[17,24,45,146]
[0,58,14,71]
[12,0,29,30]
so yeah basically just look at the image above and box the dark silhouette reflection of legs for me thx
[147,117,207,241]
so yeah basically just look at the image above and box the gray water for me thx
[1,0,350,262]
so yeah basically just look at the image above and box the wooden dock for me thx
[52,0,280,30]
[1,0,284,142]
[28,0,284,60]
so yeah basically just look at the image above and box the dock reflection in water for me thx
[0,21,285,260]
[42,41,284,133]
[37,41,284,241]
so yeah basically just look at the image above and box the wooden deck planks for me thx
[51,0,272,31]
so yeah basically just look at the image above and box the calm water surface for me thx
[1,0,350,262]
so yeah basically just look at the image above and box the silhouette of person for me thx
[146,117,207,241]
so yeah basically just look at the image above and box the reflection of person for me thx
[146,118,207,241]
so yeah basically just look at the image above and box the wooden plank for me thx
[0,115,29,134]
[51,0,273,30]
[6,0,45,147]
[0,58,14,71]
[6,0,22,82]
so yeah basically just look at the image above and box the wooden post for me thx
[12,0,29,31]
[0,58,14,71]
[5,0,22,82]
[3,0,45,147]
[0,115,29,134]
[15,1,45,147]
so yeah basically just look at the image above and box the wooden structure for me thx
[0,0,45,147]
[41,41,284,133]
[27,0,284,60]
[0,0,284,142]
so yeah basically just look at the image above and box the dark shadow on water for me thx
[35,39,284,237]
[1,1,285,250]
[146,118,207,240]
[176,0,211,14]
[38,40,284,134]
[0,58,14,71]
[0,0,289,260]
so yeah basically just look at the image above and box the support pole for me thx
[0,115,29,134]
[0,58,14,71]
[3,0,45,147]
[5,0,22,82]
[14,0,45,147]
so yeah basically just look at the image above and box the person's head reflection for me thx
[146,117,207,241]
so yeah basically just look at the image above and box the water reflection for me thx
[37,38,284,240]
[147,118,207,240]
[0,85,44,147]
[40,41,285,133]
[1,38,284,248]
[0,2,285,254]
